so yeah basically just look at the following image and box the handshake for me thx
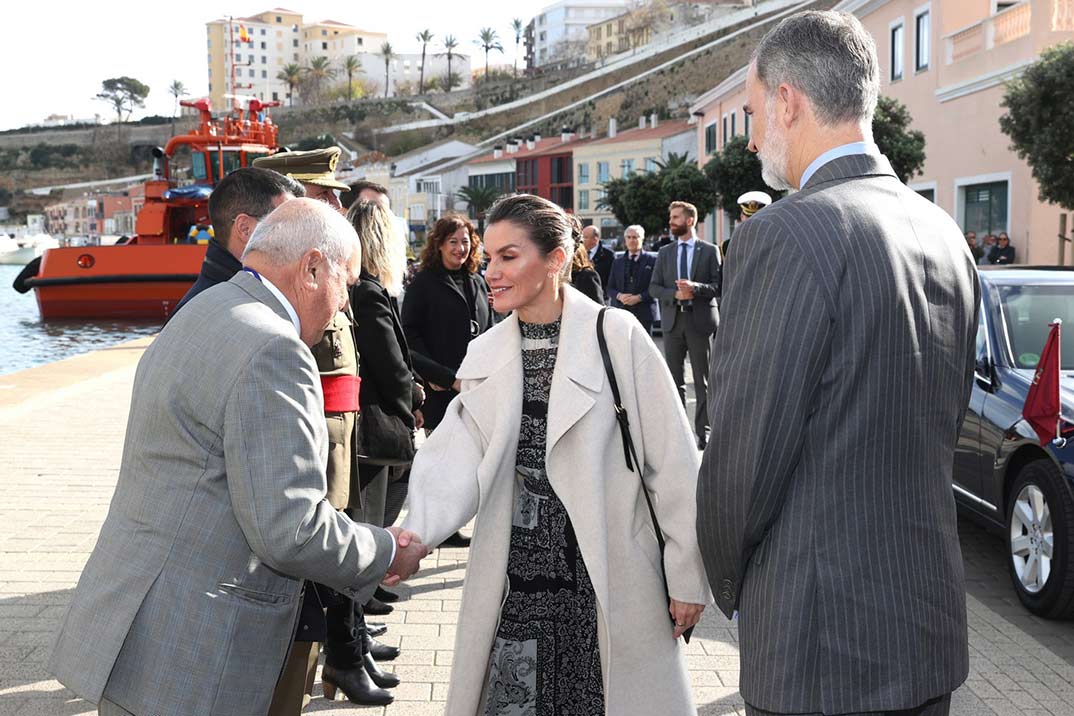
[384,526,431,586]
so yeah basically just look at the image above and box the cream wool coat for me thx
[402,286,713,716]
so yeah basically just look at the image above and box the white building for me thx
[354,51,472,96]
[532,0,630,67]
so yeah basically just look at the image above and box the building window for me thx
[916,188,935,202]
[722,114,728,145]
[322,42,328,50]
[730,111,736,137]
[578,163,589,184]
[645,157,659,172]
[357,37,364,46]
[705,122,717,154]
[579,190,590,211]
[293,39,298,47]
[745,112,751,137]
[249,69,255,77]
[322,29,328,36]
[272,91,279,101]
[597,161,610,183]
[890,21,904,81]
[234,53,241,63]
[261,41,266,49]
[915,7,930,72]
[275,15,282,22]
[248,54,255,62]
[622,158,635,176]
[963,180,1008,235]
[262,70,267,78]
[261,56,267,64]
[260,28,266,36]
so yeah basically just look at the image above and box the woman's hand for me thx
[428,382,447,392]
[451,378,462,392]
[413,408,424,430]
[669,599,705,639]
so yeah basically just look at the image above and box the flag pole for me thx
[1054,318,1065,448]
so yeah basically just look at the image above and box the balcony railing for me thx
[945,0,1032,64]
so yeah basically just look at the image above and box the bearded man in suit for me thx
[696,11,977,716]
[49,198,429,716]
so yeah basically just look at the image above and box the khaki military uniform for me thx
[268,308,361,716]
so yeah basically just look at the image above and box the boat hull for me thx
[28,245,206,320]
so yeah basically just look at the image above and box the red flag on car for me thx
[1023,320,1062,445]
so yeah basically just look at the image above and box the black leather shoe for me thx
[321,664,394,705]
[375,587,400,603]
[364,596,394,615]
[367,621,388,637]
[364,651,400,688]
[363,631,401,661]
[441,531,471,548]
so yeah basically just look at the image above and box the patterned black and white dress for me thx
[483,318,605,716]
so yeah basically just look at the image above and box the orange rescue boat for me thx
[13,98,281,320]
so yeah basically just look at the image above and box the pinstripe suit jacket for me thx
[697,152,978,713]
[49,271,395,716]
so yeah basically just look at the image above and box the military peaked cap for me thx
[253,147,350,190]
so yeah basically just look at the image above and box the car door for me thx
[954,302,991,501]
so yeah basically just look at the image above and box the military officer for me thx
[723,190,773,257]
[256,148,400,711]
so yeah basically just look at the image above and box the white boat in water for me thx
[0,234,59,265]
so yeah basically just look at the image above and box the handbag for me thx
[597,307,693,643]
[355,404,416,467]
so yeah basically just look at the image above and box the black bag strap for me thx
[596,308,669,573]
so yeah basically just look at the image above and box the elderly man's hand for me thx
[383,526,429,585]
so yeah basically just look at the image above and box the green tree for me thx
[304,56,336,105]
[438,72,463,92]
[95,76,150,141]
[440,36,460,91]
[457,184,503,234]
[872,95,926,183]
[416,30,434,94]
[476,28,503,83]
[704,135,780,215]
[341,56,362,101]
[511,18,525,80]
[599,171,668,237]
[378,42,396,98]
[168,80,186,136]
[1000,42,1074,209]
[661,163,717,219]
[276,63,303,107]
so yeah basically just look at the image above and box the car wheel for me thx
[1007,459,1074,618]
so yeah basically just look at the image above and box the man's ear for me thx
[779,83,802,128]
[230,215,256,256]
[302,249,325,287]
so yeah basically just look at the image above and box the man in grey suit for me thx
[650,200,722,449]
[696,11,978,716]
[49,198,429,716]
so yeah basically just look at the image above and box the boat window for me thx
[191,152,209,182]
[996,283,1074,370]
[222,151,242,177]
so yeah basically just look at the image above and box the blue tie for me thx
[679,243,688,281]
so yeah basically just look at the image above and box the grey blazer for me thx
[49,271,395,716]
[649,238,722,335]
[696,152,978,714]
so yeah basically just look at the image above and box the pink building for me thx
[691,0,1074,261]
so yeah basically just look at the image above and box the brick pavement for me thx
[2,342,1074,715]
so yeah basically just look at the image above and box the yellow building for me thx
[573,117,696,240]
[206,10,384,109]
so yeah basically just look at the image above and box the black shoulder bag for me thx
[596,307,693,643]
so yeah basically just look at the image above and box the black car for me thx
[956,267,1074,618]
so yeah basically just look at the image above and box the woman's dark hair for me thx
[419,213,482,273]
[485,194,576,277]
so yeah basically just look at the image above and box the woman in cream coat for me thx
[402,194,711,716]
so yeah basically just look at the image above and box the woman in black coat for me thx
[401,213,493,432]
[569,241,604,304]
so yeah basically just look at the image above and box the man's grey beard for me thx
[758,100,794,191]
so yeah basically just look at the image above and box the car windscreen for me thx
[995,283,1074,370]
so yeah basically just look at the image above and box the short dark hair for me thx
[209,167,304,249]
[341,180,389,209]
[419,213,482,274]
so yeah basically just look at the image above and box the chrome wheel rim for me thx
[1010,484,1054,594]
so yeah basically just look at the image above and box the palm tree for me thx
[304,56,336,105]
[341,56,362,101]
[456,184,502,235]
[476,28,504,83]
[276,63,303,107]
[378,42,396,98]
[416,30,434,94]
[168,80,186,136]
[511,19,524,80]
[440,35,459,92]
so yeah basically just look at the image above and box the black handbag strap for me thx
[596,308,668,560]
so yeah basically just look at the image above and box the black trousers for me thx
[745,692,951,716]
[662,310,712,440]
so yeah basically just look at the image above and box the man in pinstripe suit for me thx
[696,11,978,716]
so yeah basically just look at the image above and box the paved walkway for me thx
[1,341,1074,715]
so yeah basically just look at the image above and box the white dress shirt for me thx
[258,273,301,336]
[799,141,876,189]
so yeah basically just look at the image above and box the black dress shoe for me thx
[363,631,401,661]
[366,621,388,637]
[363,651,400,688]
[375,586,400,603]
[321,664,394,705]
[364,596,394,615]
[440,530,471,548]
